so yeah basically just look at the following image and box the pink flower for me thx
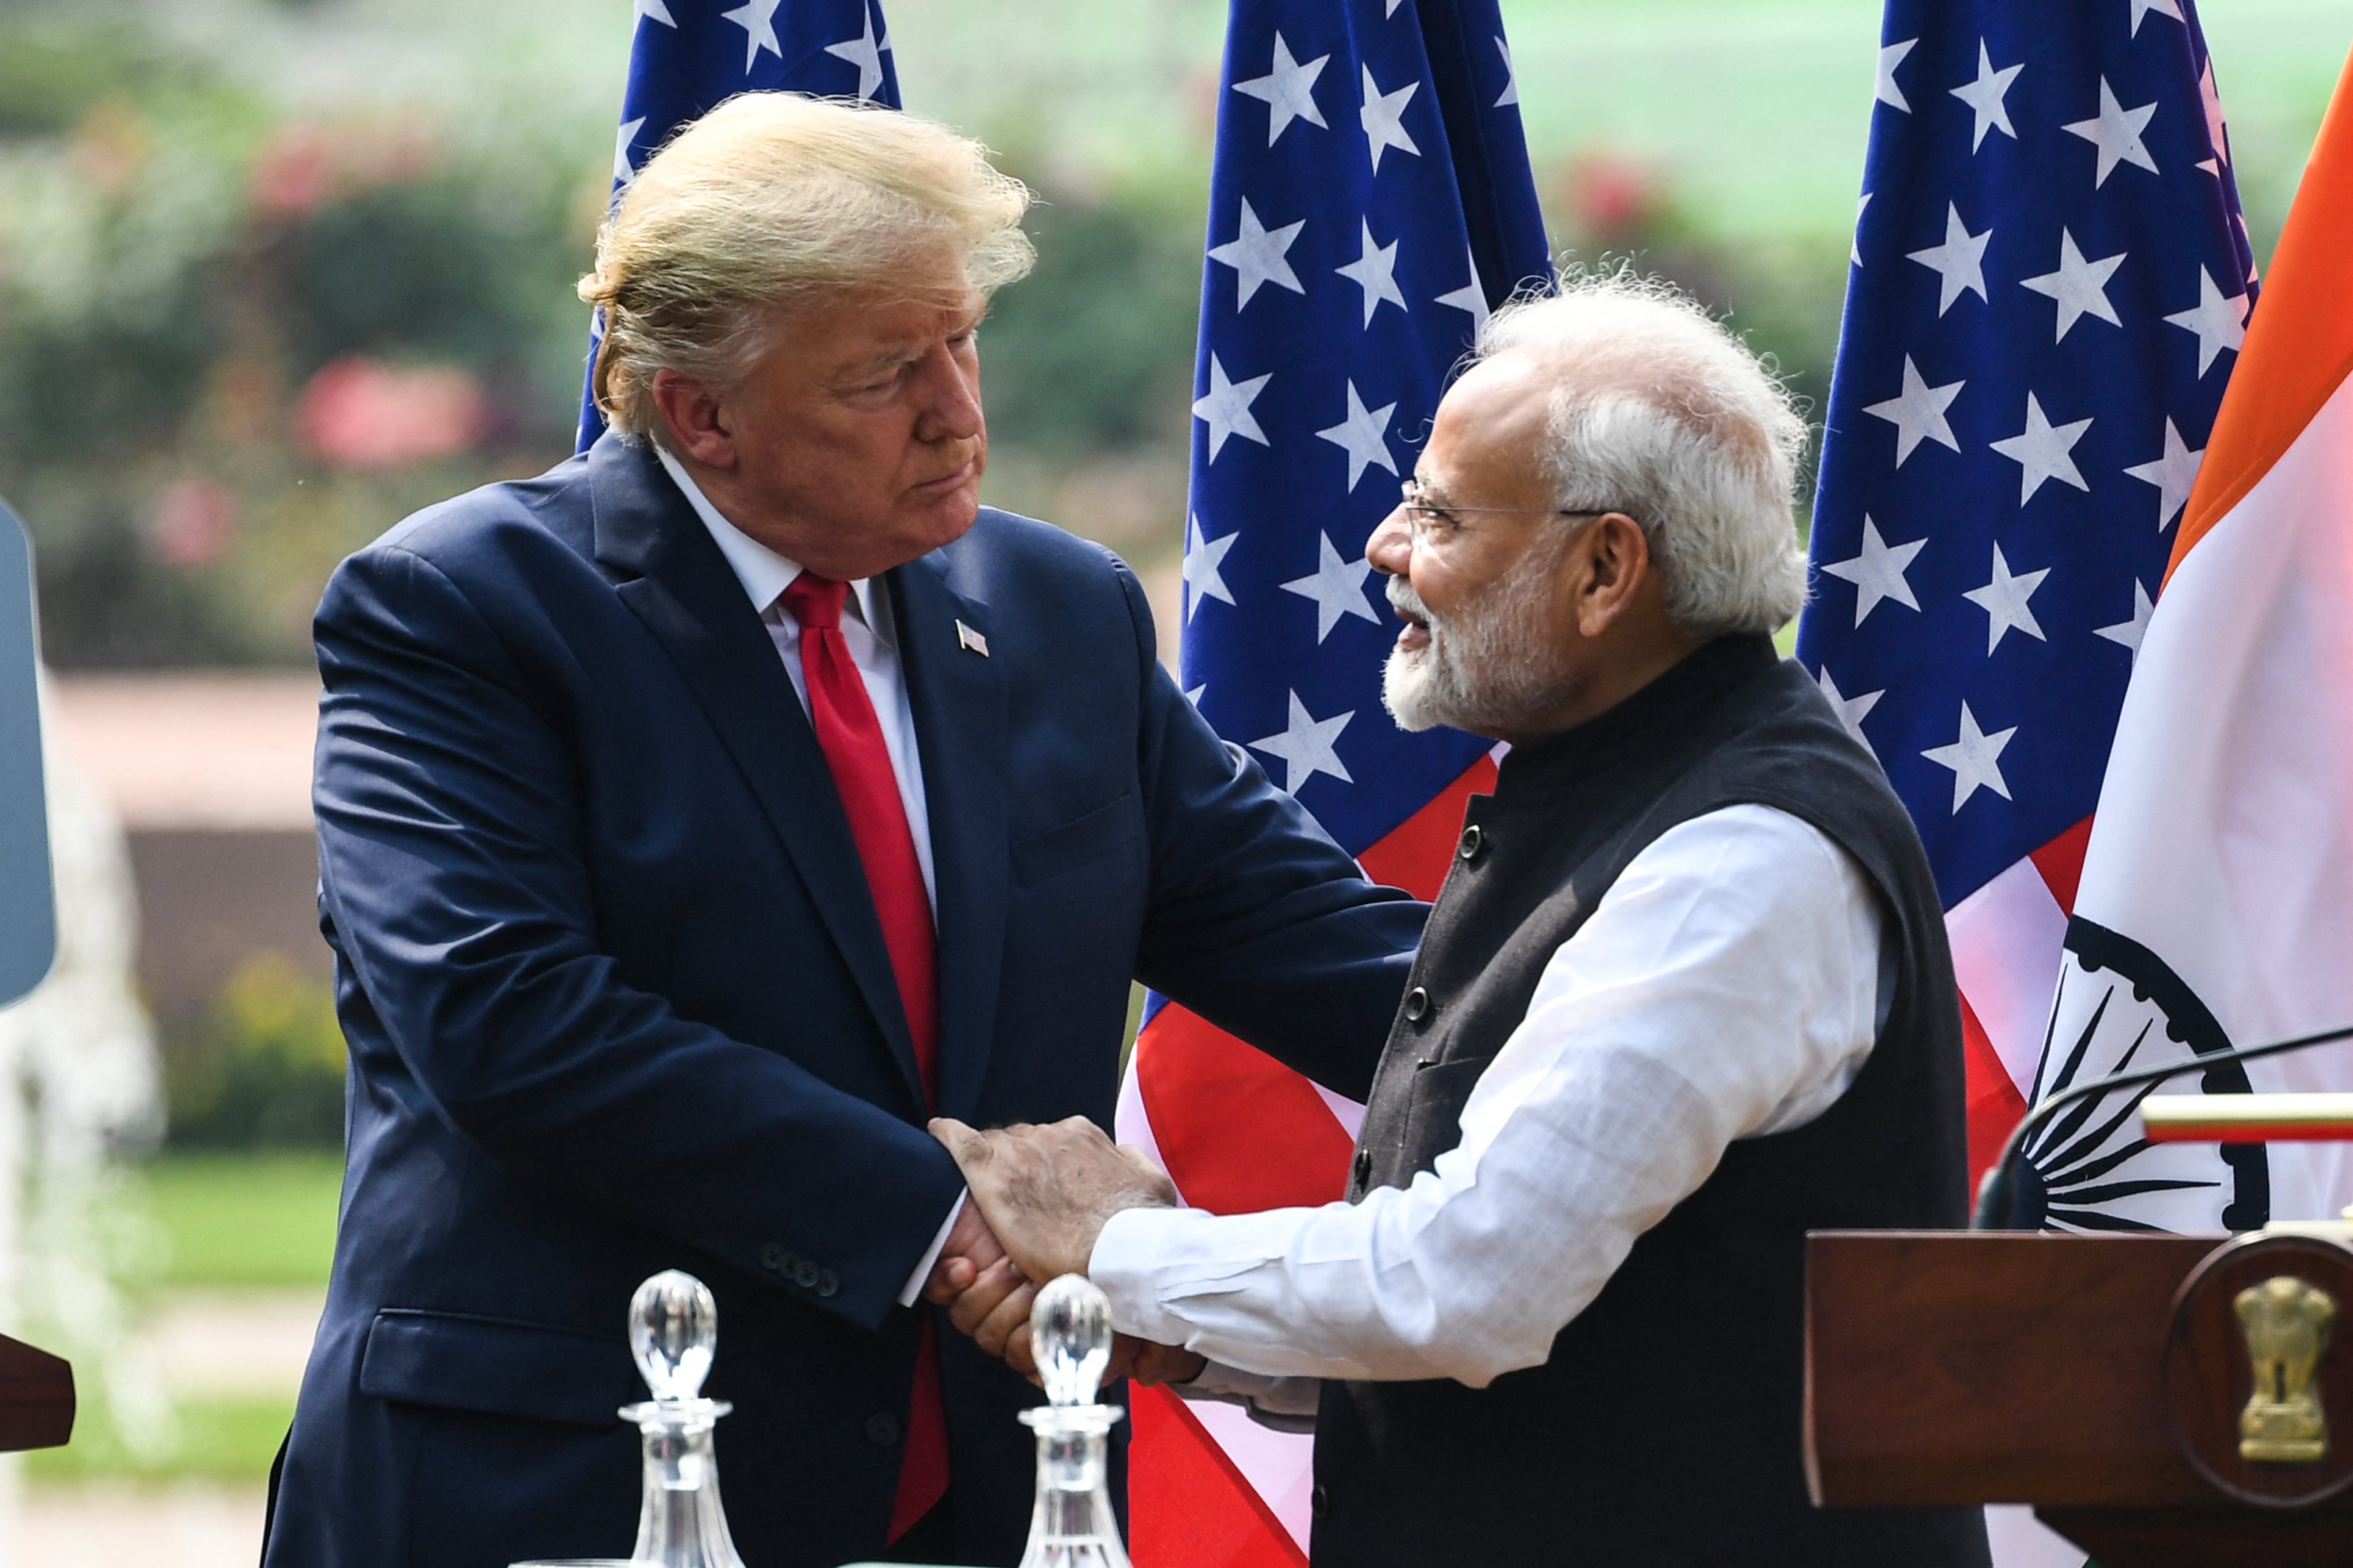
[1563,152,1664,243]
[250,126,338,218]
[296,357,487,470]
[149,477,241,567]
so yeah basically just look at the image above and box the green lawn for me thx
[139,1150,344,1290]
[26,1396,295,1485]
[26,1153,340,1485]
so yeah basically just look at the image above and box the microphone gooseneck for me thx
[1971,1020,2353,1231]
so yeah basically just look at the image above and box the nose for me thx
[1365,507,1412,579]
[913,337,984,443]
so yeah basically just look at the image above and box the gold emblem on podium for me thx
[2235,1274,2336,1463]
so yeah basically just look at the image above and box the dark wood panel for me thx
[0,1330,73,1452]
[2038,1506,2353,1568]
[1807,1231,2224,1507]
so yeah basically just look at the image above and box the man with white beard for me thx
[929,276,1991,1567]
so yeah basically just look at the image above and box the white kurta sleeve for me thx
[1090,803,1885,1388]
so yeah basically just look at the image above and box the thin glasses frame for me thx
[1396,478,1632,545]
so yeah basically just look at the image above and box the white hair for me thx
[1471,273,1810,637]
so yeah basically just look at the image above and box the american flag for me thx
[576,0,902,451]
[1796,0,2257,1211]
[1114,0,1549,1559]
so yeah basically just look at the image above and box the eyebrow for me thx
[846,346,926,379]
[840,304,989,382]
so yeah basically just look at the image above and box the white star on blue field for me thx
[1175,0,1551,856]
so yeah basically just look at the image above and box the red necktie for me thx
[777,573,949,1542]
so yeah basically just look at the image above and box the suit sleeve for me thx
[1110,558,1427,1102]
[313,543,962,1332]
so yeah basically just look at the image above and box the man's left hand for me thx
[921,1196,1007,1305]
[927,1115,1179,1285]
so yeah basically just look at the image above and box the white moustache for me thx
[1388,578,1429,620]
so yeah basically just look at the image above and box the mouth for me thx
[1388,592,1432,651]
[913,459,976,495]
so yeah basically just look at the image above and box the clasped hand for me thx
[923,1114,1204,1387]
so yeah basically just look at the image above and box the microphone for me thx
[1971,1018,2353,1231]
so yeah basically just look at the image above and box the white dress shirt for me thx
[1090,802,1886,1426]
[656,448,961,1304]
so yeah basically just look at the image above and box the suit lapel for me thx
[588,435,926,1110]
[890,551,1007,1124]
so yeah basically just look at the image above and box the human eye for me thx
[843,360,912,401]
[1412,498,1464,537]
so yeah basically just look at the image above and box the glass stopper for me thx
[1032,1273,1114,1408]
[630,1269,717,1403]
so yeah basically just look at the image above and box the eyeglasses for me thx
[1396,479,1630,544]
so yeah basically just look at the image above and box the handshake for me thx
[920,1116,1207,1389]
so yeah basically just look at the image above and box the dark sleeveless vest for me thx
[1308,634,1990,1568]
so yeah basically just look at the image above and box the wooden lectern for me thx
[1807,1231,2353,1567]
[0,1330,73,1452]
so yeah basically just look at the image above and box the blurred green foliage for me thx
[163,953,347,1148]
[982,191,1204,460]
[0,7,598,667]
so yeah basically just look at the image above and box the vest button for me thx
[1457,824,1484,860]
[865,1413,902,1447]
[1402,986,1430,1022]
[1311,1483,1329,1519]
[1351,1148,1370,1188]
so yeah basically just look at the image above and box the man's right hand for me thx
[1124,1339,1208,1387]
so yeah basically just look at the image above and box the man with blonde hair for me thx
[268,93,1422,1568]
[934,277,1992,1567]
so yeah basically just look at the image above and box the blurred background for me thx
[0,0,2344,1561]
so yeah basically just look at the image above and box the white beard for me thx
[1379,618,1471,734]
[1382,536,1577,736]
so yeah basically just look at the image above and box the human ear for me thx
[1573,513,1651,637]
[651,369,736,470]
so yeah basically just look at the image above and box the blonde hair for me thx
[578,92,1035,440]
[1475,272,1810,637]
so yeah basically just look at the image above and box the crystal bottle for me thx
[1015,1275,1132,1568]
[619,1269,749,1568]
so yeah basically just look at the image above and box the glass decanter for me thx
[509,1270,748,1568]
[618,1269,750,1568]
[1015,1274,1132,1568]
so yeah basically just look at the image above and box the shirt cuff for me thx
[899,1191,967,1309]
[1089,1203,1188,1342]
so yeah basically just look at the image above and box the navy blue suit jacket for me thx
[266,434,1423,1568]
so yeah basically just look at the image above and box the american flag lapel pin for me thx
[954,619,989,657]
